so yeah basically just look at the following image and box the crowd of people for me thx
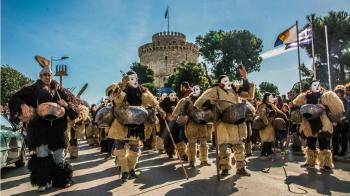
[4,57,350,192]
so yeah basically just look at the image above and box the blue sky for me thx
[2,0,349,104]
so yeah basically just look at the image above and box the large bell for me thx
[252,116,266,130]
[300,104,324,120]
[221,103,247,125]
[114,106,148,128]
[145,107,157,124]
[190,109,215,124]
[95,105,114,128]
[245,104,255,122]
[37,102,65,120]
[273,117,287,130]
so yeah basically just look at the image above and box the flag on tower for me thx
[164,7,169,19]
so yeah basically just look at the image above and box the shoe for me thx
[104,154,112,160]
[129,170,138,179]
[321,166,332,172]
[221,169,229,176]
[46,182,52,189]
[236,168,251,176]
[200,161,211,166]
[181,155,188,162]
[121,172,129,182]
[245,153,252,157]
[300,163,315,168]
[65,179,74,188]
[189,161,195,167]
[37,186,46,192]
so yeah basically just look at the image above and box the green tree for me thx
[305,11,350,87]
[165,62,210,94]
[255,88,262,99]
[259,81,280,96]
[130,62,155,84]
[141,82,157,95]
[1,65,34,104]
[291,63,314,92]
[196,30,263,81]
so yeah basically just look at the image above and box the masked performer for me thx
[86,104,100,146]
[173,85,212,167]
[67,104,89,159]
[194,66,255,176]
[108,71,161,182]
[256,93,287,159]
[244,100,256,157]
[290,80,344,171]
[160,92,188,161]
[9,56,79,191]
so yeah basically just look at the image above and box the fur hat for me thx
[334,85,345,94]
[126,70,137,76]
[105,83,119,96]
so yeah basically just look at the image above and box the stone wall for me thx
[139,32,199,87]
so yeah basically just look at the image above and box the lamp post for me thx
[52,56,69,85]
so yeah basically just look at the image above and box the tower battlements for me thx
[138,31,199,87]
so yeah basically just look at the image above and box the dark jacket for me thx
[9,80,79,151]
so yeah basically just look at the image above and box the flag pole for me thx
[167,6,170,32]
[325,25,332,90]
[309,18,316,80]
[296,21,302,93]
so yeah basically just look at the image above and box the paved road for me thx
[1,141,350,196]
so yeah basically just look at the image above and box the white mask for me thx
[128,73,139,88]
[169,92,177,102]
[193,85,201,97]
[220,76,232,90]
[268,95,275,104]
[311,81,320,93]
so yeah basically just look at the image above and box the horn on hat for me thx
[34,55,51,68]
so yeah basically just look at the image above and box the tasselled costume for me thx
[194,70,255,175]
[159,92,188,160]
[85,105,100,146]
[172,85,212,166]
[8,57,79,191]
[291,80,344,170]
[143,86,161,150]
[244,100,256,156]
[256,93,287,157]
[108,71,159,182]
[67,104,90,158]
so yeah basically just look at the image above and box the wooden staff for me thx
[163,118,189,180]
[213,104,220,181]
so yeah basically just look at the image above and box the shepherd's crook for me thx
[163,118,189,180]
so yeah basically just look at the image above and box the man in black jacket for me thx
[9,63,79,192]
